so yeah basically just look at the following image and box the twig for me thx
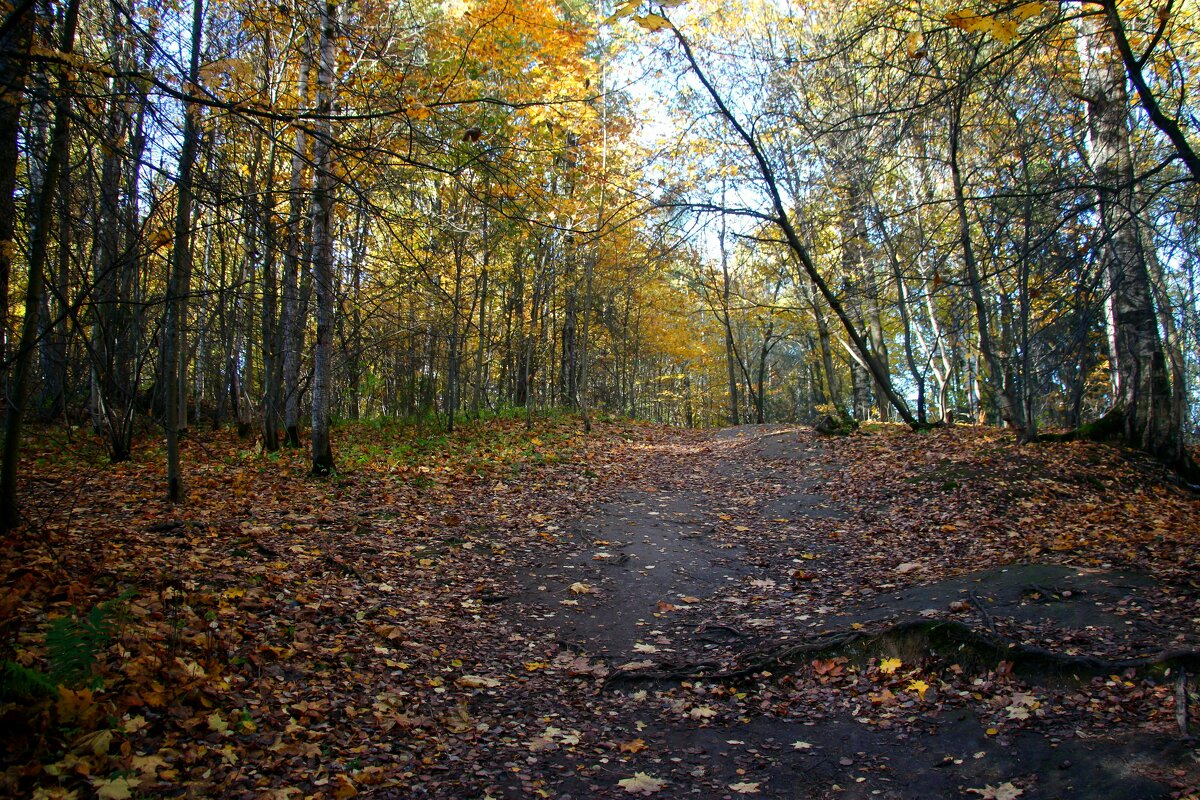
[968,590,996,636]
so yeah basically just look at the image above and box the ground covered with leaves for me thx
[1,418,1198,799]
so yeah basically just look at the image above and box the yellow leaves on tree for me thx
[944,3,1048,44]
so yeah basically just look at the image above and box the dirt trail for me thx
[508,425,1197,800]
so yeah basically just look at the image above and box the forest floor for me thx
[2,417,1200,799]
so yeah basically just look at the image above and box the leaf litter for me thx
[1,420,1198,798]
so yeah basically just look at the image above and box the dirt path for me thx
[505,425,1198,800]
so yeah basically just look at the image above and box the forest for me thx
[0,0,1198,500]
[1,0,1200,797]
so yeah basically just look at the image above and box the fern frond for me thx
[0,660,57,701]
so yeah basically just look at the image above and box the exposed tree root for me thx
[1036,406,1126,444]
[602,618,1200,690]
[1037,407,1200,487]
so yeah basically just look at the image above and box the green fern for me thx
[0,590,134,701]
[0,660,58,700]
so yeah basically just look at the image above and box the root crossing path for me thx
[505,425,1197,800]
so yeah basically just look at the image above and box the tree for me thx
[310,0,338,475]
[0,0,80,530]
[164,0,205,502]
[1076,8,1188,468]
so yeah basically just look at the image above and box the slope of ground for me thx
[1,419,1197,799]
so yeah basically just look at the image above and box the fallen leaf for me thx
[91,777,140,800]
[131,753,167,776]
[967,782,1024,800]
[455,675,501,688]
[730,782,761,794]
[879,657,902,674]
[333,774,358,799]
[618,772,667,794]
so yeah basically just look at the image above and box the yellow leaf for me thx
[604,0,640,24]
[618,738,647,753]
[456,674,501,688]
[131,753,167,776]
[207,711,229,734]
[946,9,988,33]
[906,31,926,59]
[632,13,671,32]
[879,657,902,675]
[907,679,930,699]
[987,17,1019,43]
[1013,2,1045,20]
[945,8,1019,43]
[618,772,667,794]
[91,777,140,800]
[333,775,358,799]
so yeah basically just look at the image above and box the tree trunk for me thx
[0,0,79,530]
[164,0,203,502]
[1077,12,1185,467]
[719,202,739,425]
[281,35,312,448]
[0,0,33,367]
[948,92,1025,436]
[309,0,337,475]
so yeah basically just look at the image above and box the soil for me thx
[505,425,1200,799]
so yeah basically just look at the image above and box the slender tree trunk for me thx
[719,201,739,425]
[447,234,463,433]
[164,0,203,502]
[37,142,71,421]
[948,94,1025,435]
[473,264,488,416]
[0,0,33,367]
[309,0,337,474]
[0,0,79,530]
[261,139,281,450]
[281,35,312,447]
